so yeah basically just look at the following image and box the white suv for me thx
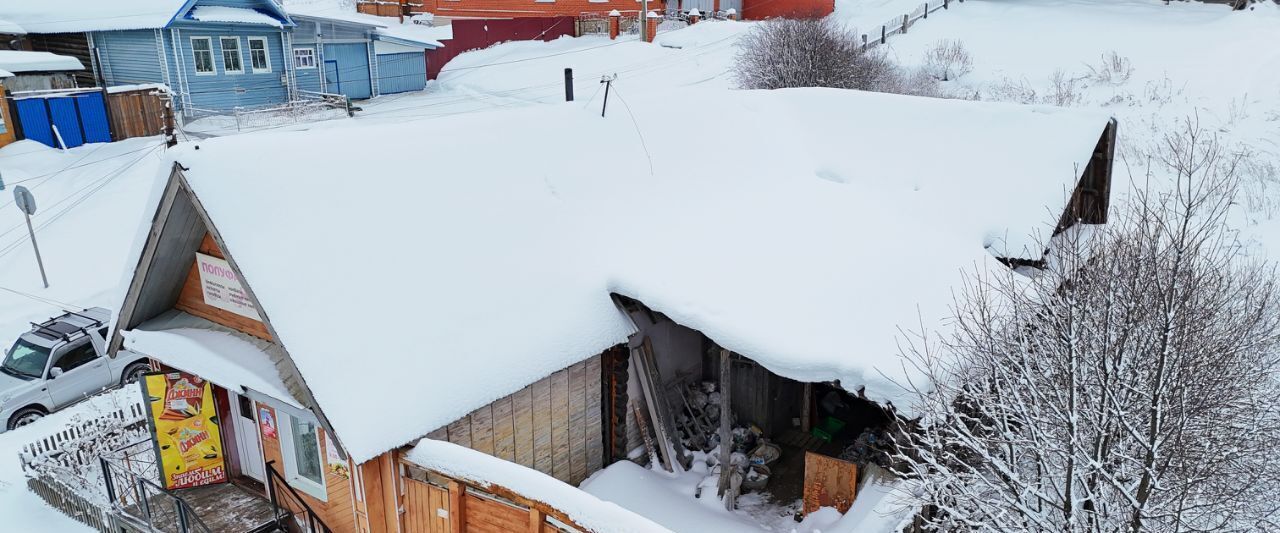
[0,308,150,431]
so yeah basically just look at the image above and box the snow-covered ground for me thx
[1,0,1277,530]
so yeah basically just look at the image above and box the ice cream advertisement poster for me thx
[141,372,229,490]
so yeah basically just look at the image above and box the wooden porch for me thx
[118,481,278,533]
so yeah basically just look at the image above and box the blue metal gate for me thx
[376,52,426,95]
[12,90,112,148]
[322,43,373,100]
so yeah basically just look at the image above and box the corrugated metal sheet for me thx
[11,91,112,148]
[14,99,53,146]
[323,43,372,99]
[375,52,425,95]
[75,92,113,143]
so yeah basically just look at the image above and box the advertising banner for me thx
[195,252,261,321]
[141,372,229,490]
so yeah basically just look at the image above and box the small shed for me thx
[0,50,84,92]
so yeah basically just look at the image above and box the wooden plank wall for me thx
[106,88,173,141]
[437,356,603,487]
[256,403,359,533]
[0,84,15,149]
[174,233,272,340]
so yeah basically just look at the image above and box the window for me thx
[220,36,244,74]
[292,47,316,69]
[279,413,327,501]
[1,339,50,380]
[248,37,271,73]
[53,342,98,374]
[191,37,215,75]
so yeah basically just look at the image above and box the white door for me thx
[233,393,266,482]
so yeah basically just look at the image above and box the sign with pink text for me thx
[195,252,260,321]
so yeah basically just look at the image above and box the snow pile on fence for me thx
[166,87,1110,463]
[406,439,671,532]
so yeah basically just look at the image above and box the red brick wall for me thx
[419,0,664,19]
[740,0,833,19]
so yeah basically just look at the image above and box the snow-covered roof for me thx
[0,0,188,33]
[187,5,285,27]
[405,440,669,532]
[124,310,301,408]
[285,1,450,48]
[0,17,24,34]
[0,51,84,73]
[167,88,1111,463]
[0,69,13,78]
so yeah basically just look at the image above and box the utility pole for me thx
[600,74,616,117]
[640,0,649,42]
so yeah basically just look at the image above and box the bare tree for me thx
[922,39,973,82]
[734,18,894,91]
[893,121,1280,533]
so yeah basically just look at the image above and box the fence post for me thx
[861,34,868,49]
[944,0,949,9]
[902,13,909,33]
[177,500,191,533]
[924,2,928,18]
[881,25,886,44]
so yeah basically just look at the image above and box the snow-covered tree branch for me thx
[892,121,1280,533]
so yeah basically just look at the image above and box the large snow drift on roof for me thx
[0,51,84,73]
[0,0,186,33]
[406,440,670,532]
[171,87,1109,463]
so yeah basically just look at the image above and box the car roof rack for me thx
[29,310,101,343]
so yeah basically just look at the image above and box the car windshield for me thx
[1,339,50,380]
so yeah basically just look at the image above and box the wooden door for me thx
[403,477,451,533]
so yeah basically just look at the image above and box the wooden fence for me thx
[105,87,174,142]
[19,399,148,473]
[27,474,116,533]
[861,0,963,49]
[19,398,148,533]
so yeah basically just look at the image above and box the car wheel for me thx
[122,362,150,386]
[8,407,45,430]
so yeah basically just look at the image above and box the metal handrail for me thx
[265,460,333,533]
[100,454,214,533]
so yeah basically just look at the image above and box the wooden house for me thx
[103,89,1116,532]
[0,0,439,117]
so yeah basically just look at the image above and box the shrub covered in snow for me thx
[1086,51,1134,86]
[734,18,894,91]
[921,39,973,81]
[891,123,1280,532]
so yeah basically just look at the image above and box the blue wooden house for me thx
[1,0,439,116]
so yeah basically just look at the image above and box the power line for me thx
[0,144,165,251]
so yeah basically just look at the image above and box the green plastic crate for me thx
[811,416,846,442]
